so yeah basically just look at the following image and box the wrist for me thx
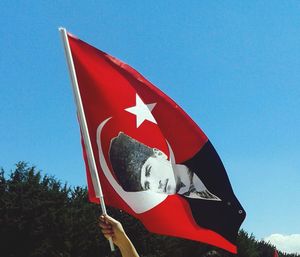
[116,234,140,257]
[117,234,131,249]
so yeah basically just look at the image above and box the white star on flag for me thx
[125,94,157,128]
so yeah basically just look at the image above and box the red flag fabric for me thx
[66,32,246,253]
[274,249,279,257]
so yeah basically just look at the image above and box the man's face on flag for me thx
[140,149,177,194]
[109,132,179,194]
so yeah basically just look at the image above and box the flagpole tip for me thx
[58,27,66,32]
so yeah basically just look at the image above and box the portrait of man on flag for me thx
[109,132,220,201]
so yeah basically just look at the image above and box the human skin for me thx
[99,215,140,257]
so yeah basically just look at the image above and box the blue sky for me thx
[1,1,299,252]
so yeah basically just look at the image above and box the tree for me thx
[0,162,299,257]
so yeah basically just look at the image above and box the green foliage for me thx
[0,162,299,257]
[0,162,105,257]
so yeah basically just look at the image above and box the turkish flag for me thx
[66,32,246,253]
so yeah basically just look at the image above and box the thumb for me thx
[103,215,119,225]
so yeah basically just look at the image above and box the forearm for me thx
[118,235,140,257]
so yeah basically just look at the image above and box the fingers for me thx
[99,215,115,235]
[99,215,110,225]
[99,216,110,229]
[102,228,114,237]
[99,219,114,239]
[99,214,119,226]
[99,222,112,231]
[99,214,125,243]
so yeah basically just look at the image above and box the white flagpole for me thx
[59,27,115,251]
